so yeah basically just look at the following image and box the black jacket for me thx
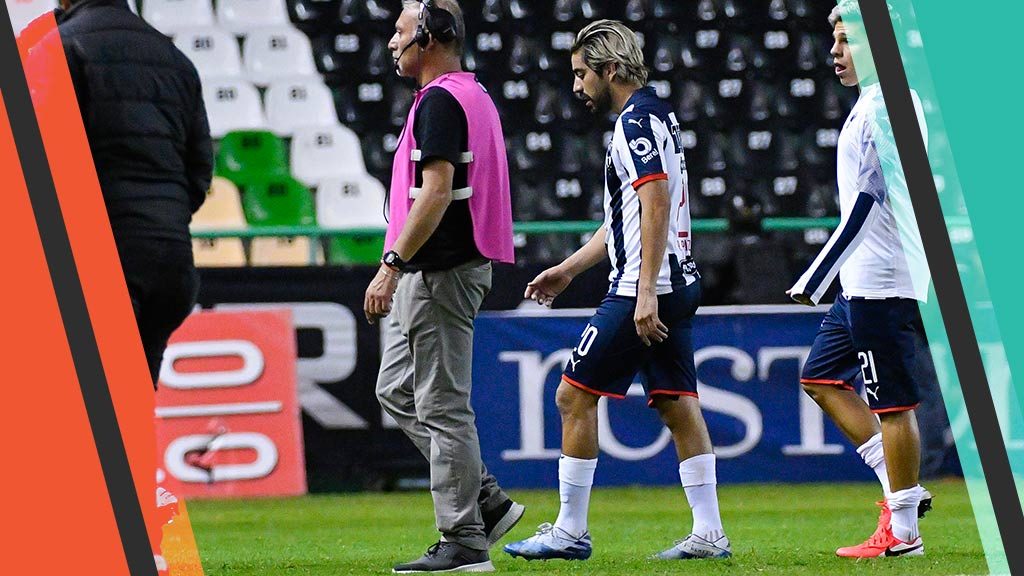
[57,0,212,242]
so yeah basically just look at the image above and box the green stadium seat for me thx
[241,176,323,266]
[328,236,385,265]
[215,130,289,187]
[241,176,315,227]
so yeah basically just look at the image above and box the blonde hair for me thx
[572,20,648,86]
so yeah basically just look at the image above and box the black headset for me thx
[411,0,457,48]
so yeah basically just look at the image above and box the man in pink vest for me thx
[363,1,519,572]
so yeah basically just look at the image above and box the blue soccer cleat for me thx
[503,523,593,561]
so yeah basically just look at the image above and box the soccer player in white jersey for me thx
[503,20,730,562]
[788,2,934,559]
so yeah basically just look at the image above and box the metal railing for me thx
[190,217,842,241]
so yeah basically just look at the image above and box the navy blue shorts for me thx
[801,294,934,413]
[561,280,701,405]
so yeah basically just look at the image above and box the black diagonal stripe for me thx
[857,0,1024,570]
[0,10,157,576]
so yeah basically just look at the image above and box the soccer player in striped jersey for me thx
[504,20,730,562]
[788,2,933,559]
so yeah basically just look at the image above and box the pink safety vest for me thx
[385,72,515,264]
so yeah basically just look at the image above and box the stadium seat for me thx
[9,0,57,37]
[290,124,366,187]
[768,0,788,20]
[748,83,772,122]
[316,175,387,264]
[215,130,289,186]
[242,176,315,227]
[650,0,681,19]
[243,176,321,266]
[264,77,338,136]
[518,234,577,266]
[334,83,389,133]
[215,0,289,36]
[250,236,323,266]
[365,40,394,77]
[390,85,415,128]
[141,0,214,35]
[360,130,400,178]
[173,27,242,78]
[190,177,247,267]
[193,176,247,227]
[202,78,265,138]
[287,0,342,28]
[337,0,392,24]
[242,26,316,86]
[796,33,821,72]
[507,0,532,19]
[193,236,248,267]
[508,35,541,76]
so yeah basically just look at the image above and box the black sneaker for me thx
[392,542,494,573]
[483,499,526,547]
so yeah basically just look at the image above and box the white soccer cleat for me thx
[655,533,732,560]
[503,523,593,561]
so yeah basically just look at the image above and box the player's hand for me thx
[786,288,815,307]
[525,265,573,308]
[364,265,400,324]
[634,291,668,346]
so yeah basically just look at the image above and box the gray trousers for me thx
[376,259,507,550]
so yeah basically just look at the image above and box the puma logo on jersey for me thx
[866,386,880,401]
[567,354,581,372]
[627,118,645,128]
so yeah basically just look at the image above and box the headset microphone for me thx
[394,38,419,75]
[394,0,429,74]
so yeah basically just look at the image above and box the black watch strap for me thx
[382,250,407,271]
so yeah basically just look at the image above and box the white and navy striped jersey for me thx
[790,83,930,304]
[603,87,696,298]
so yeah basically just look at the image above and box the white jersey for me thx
[603,87,697,298]
[791,83,930,303]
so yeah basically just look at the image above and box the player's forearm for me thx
[390,161,454,261]
[637,181,670,295]
[559,227,607,277]
[791,192,879,303]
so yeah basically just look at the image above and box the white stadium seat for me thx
[174,27,242,78]
[201,78,265,138]
[8,0,57,38]
[264,78,338,137]
[242,26,316,86]
[316,175,387,229]
[215,0,289,36]
[290,125,366,187]
[142,0,214,35]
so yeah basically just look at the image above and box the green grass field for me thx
[189,478,986,575]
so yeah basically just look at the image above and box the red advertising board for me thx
[155,310,306,498]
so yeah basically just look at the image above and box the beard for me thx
[579,86,611,115]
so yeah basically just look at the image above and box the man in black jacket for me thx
[23,1,213,573]
[54,0,213,385]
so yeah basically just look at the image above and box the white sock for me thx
[888,485,923,542]
[679,453,724,540]
[553,455,597,538]
[857,433,891,497]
